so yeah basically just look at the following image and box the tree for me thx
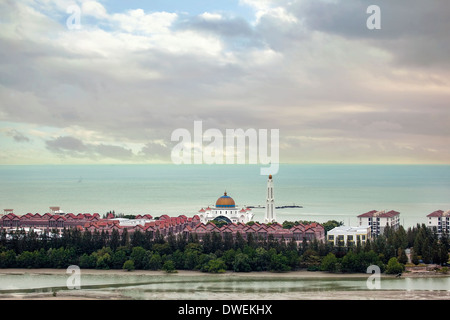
[321,253,339,273]
[340,251,358,273]
[111,249,128,269]
[17,251,35,268]
[110,229,120,252]
[162,260,177,273]
[130,246,149,269]
[79,253,96,269]
[411,248,420,265]
[322,220,343,233]
[269,252,290,272]
[123,259,135,271]
[422,237,432,264]
[439,243,449,266]
[386,257,404,274]
[120,228,129,247]
[0,250,16,268]
[205,258,226,273]
[96,253,111,269]
[253,247,269,271]
[233,253,251,272]
[397,248,408,265]
[148,253,162,270]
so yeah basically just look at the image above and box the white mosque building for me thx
[198,192,254,224]
[197,175,276,224]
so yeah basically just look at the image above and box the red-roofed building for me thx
[357,209,401,236]
[183,222,325,243]
[427,210,450,234]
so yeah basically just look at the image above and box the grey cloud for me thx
[291,0,450,68]
[46,136,87,152]
[7,129,31,143]
[1,0,449,165]
[179,15,255,39]
[45,136,134,160]
[140,141,172,161]
[95,144,133,159]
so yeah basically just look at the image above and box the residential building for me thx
[183,221,325,243]
[357,210,400,236]
[427,210,450,234]
[327,225,372,246]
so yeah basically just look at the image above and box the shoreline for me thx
[0,268,448,278]
[1,268,449,300]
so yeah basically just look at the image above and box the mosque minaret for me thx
[264,174,276,223]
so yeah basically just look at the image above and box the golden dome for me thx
[216,192,236,208]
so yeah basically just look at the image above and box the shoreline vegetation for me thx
[1,220,449,275]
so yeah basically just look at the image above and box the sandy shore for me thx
[0,268,449,300]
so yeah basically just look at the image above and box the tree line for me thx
[0,222,448,273]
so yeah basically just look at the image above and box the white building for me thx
[357,210,400,236]
[327,226,372,246]
[427,210,450,234]
[265,174,276,223]
[198,192,254,224]
[49,206,65,215]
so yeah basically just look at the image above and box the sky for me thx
[0,0,449,165]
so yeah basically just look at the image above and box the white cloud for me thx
[81,1,108,20]
[112,9,178,34]
[200,12,223,21]
[1,0,450,165]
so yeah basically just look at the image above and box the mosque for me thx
[197,175,276,224]
[197,192,254,224]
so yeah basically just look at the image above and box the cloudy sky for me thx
[0,0,449,165]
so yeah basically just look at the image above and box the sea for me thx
[0,164,449,229]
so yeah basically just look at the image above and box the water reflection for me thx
[0,273,449,299]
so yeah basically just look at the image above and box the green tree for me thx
[422,237,432,264]
[253,247,269,271]
[96,253,111,269]
[321,253,339,273]
[17,251,36,268]
[148,253,162,270]
[130,246,149,269]
[172,249,186,269]
[111,249,128,269]
[184,243,202,270]
[397,248,408,265]
[340,251,358,273]
[1,250,17,268]
[386,257,404,274]
[162,260,177,273]
[123,259,135,271]
[222,249,236,270]
[233,253,251,272]
[205,258,226,273]
[110,229,120,252]
[79,253,96,269]
[269,253,290,272]
[411,248,420,265]
[322,220,343,233]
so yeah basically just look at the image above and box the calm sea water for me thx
[0,164,449,228]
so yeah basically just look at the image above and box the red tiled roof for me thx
[357,210,378,218]
[427,210,444,217]
[380,210,400,218]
